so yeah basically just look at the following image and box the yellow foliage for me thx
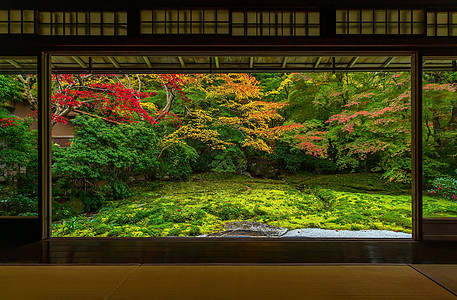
[160,120,232,153]
[140,102,158,113]
[265,75,293,96]
[147,73,297,154]
[218,116,242,126]
[242,138,272,153]
[188,109,213,122]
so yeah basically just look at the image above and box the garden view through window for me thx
[0,57,38,218]
[422,64,457,219]
[1,56,455,238]
[49,70,414,238]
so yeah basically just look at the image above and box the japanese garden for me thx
[1,71,456,237]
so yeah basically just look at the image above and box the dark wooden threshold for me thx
[0,218,41,243]
[1,238,457,264]
[424,218,457,241]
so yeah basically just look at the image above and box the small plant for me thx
[428,176,457,201]
[0,194,38,216]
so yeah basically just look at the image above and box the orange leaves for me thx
[148,73,298,155]
[160,120,231,153]
[204,73,262,101]
[239,101,287,124]
[272,123,304,133]
[216,99,296,153]
[242,101,288,110]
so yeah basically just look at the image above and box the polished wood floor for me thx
[1,239,457,264]
[0,265,456,299]
[2,239,457,299]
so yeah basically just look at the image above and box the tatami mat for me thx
[110,265,455,300]
[411,264,457,296]
[0,265,139,300]
[0,265,455,300]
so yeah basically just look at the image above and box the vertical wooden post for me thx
[128,8,140,36]
[38,52,52,240]
[320,6,336,37]
[411,52,423,241]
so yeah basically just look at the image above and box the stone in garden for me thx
[208,221,288,237]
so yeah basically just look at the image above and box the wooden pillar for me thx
[411,52,423,241]
[38,52,52,240]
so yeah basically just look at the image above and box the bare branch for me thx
[17,74,38,110]
[136,74,141,92]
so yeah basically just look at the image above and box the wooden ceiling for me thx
[0,55,455,74]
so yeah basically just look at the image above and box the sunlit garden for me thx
[1,70,457,237]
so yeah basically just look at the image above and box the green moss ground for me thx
[51,172,457,237]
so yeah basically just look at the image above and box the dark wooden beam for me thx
[5,59,21,68]
[143,56,152,68]
[2,0,457,10]
[348,56,359,68]
[71,56,87,68]
[3,35,457,55]
[281,57,288,68]
[411,52,423,241]
[107,56,120,68]
[38,52,52,240]
[178,57,186,68]
[381,57,394,68]
[314,57,322,68]
[50,66,424,74]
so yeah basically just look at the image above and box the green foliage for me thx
[159,142,198,179]
[0,75,23,105]
[0,108,38,216]
[422,72,457,182]
[52,115,161,210]
[52,198,84,221]
[271,142,338,173]
[0,108,37,182]
[209,147,246,173]
[0,194,37,216]
[43,71,457,235]
[50,172,455,237]
[428,175,457,200]
[422,150,451,183]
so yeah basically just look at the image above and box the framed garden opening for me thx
[1,0,457,243]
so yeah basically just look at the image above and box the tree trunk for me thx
[430,110,442,147]
[156,85,175,120]
[450,105,457,129]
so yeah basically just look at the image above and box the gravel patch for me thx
[198,228,411,238]
[280,228,411,238]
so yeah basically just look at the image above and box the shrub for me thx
[0,194,38,216]
[52,115,161,210]
[428,175,457,200]
[158,142,198,179]
[52,198,84,221]
[271,142,338,173]
[0,108,37,185]
[0,108,38,216]
[209,147,246,173]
